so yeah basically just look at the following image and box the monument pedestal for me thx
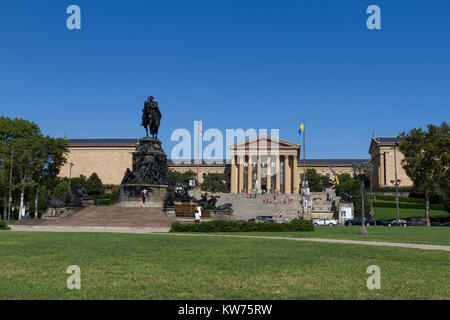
[119,137,169,206]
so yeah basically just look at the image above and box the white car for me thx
[313,218,338,226]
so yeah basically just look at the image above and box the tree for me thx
[31,135,69,217]
[167,169,196,189]
[335,172,369,217]
[398,122,449,226]
[335,173,360,196]
[201,173,229,193]
[305,169,333,192]
[86,173,104,195]
[0,117,68,220]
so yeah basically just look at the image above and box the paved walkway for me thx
[10,225,170,234]
[9,225,450,252]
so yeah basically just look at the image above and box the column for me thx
[231,155,238,193]
[380,152,385,186]
[275,156,281,192]
[238,156,244,193]
[247,154,253,192]
[293,154,299,194]
[257,156,262,193]
[266,156,271,192]
[285,155,292,194]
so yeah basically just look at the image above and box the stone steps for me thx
[16,206,172,228]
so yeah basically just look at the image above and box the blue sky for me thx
[0,0,449,159]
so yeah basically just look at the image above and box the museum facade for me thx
[60,135,412,193]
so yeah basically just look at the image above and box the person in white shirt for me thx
[195,205,202,224]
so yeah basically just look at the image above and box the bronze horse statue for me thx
[141,96,162,138]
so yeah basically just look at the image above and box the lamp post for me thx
[8,147,14,221]
[68,163,74,195]
[393,142,401,225]
[391,178,402,226]
[370,168,374,220]
[352,162,373,235]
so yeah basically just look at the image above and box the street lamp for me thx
[391,178,402,225]
[68,163,74,195]
[352,162,373,235]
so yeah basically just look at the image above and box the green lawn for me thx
[228,226,450,246]
[0,231,449,299]
[373,207,448,220]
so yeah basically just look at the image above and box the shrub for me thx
[87,173,104,195]
[0,221,10,230]
[170,219,314,233]
[373,200,444,210]
[374,195,424,203]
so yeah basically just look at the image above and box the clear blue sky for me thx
[0,0,449,159]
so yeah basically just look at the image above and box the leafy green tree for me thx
[86,173,104,195]
[167,169,196,189]
[53,180,69,200]
[398,122,449,226]
[335,173,360,196]
[31,135,68,217]
[201,173,229,193]
[0,117,69,219]
[305,169,333,192]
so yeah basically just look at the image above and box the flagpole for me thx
[303,118,306,179]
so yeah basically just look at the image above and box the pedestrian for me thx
[141,189,147,206]
[21,206,26,220]
[195,204,202,224]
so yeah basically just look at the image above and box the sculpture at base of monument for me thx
[197,193,233,213]
[65,185,88,207]
[45,195,66,208]
[163,187,196,208]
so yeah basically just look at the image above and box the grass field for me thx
[229,226,450,246]
[373,207,448,220]
[0,231,449,299]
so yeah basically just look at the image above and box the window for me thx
[326,173,330,178]
[202,173,207,178]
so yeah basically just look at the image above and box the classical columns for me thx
[238,156,244,193]
[257,156,262,193]
[266,156,271,192]
[293,154,299,194]
[275,157,281,192]
[285,155,292,194]
[231,155,238,193]
[247,154,253,192]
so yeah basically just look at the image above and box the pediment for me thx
[229,134,300,151]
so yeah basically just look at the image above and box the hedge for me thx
[430,215,450,223]
[170,219,314,233]
[0,221,10,230]
[373,200,445,210]
[374,195,425,203]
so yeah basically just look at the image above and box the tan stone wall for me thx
[369,145,413,188]
[379,146,412,187]
[60,147,135,185]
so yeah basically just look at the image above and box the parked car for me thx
[406,217,427,226]
[384,219,408,227]
[248,215,275,223]
[344,217,376,226]
[312,218,338,226]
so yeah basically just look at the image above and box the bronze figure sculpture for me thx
[141,96,162,138]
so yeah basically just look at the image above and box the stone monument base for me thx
[119,183,168,207]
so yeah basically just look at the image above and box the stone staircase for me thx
[16,206,171,228]
[213,193,303,220]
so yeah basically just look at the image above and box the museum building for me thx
[60,135,412,193]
